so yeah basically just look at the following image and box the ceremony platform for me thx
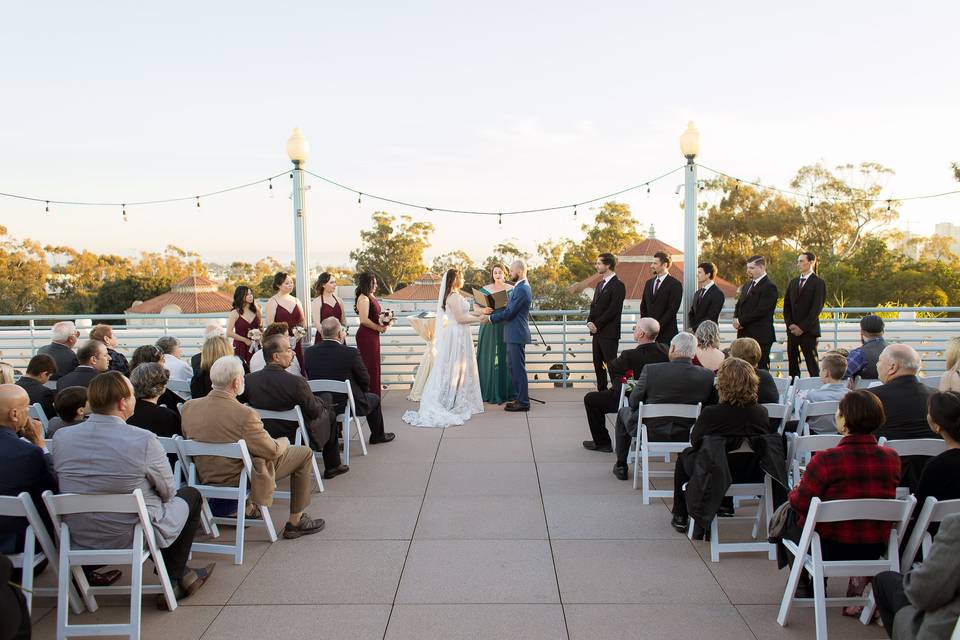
[27,388,889,640]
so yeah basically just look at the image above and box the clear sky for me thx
[1,1,958,269]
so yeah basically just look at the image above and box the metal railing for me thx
[0,307,956,388]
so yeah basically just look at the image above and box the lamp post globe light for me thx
[287,127,312,338]
[679,121,700,329]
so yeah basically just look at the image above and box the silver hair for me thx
[156,335,180,355]
[204,322,224,340]
[51,321,77,343]
[695,320,721,350]
[210,356,245,389]
[129,362,169,400]
[321,317,342,340]
[670,332,698,359]
[636,317,660,340]
[882,344,921,374]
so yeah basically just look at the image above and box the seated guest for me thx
[16,354,57,419]
[37,321,79,381]
[872,512,960,640]
[692,320,725,372]
[795,352,850,434]
[56,340,110,392]
[249,322,301,375]
[611,332,717,481]
[53,372,213,603]
[869,344,936,440]
[130,345,182,412]
[581,318,668,453]
[915,392,960,525]
[778,390,901,596]
[180,357,324,539]
[191,323,225,376]
[0,384,57,555]
[0,364,13,384]
[190,336,232,399]
[939,336,960,393]
[670,358,771,532]
[156,336,194,382]
[843,314,888,382]
[89,324,130,375]
[47,387,88,436]
[245,335,348,479]
[305,318,396,446]
[128,364,181,438]
[729,337,780,404]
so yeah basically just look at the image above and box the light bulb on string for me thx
[122,204,127,222]
[498,214,502,226]
[646,184,651,196]
[358,192,362,207]
[573,205,577,218]
[735,180,740,193]
[196,196,200,208]
[44,201,49,213]
[886,200,892,212]
[269,179,274,197]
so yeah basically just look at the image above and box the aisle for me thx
[31,389,884,639]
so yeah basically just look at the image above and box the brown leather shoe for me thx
[283,514,326,539]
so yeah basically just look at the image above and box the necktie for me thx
[653,277,661,296]
[698,288,706,303]
[595,279,605,299]
[798,276,807,292]
[745,280,755,296]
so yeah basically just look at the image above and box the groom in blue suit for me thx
[481,260,532,411]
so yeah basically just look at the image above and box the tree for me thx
[562,202,644,281]
[94,275,172,315]
[431,251,485,286]
[0,226,49,315]
[221,257,287,297]
[350,212,434,294]
[481,241,531,275]
[529,240,588,310]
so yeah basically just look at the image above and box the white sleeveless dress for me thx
[402,294,484,428]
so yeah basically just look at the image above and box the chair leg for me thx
[234,505,246,565]
[812,567,828,640]
[357,418,368,456]
[342,418,351,465]
[859,587,877,625]
[710,518,720,563]
[641,448,651,504]
[57,541,71,640]
[22,534,35,614]
[777,550,805,626]
[260,505,278,543]
[310,453,324,493]
[129,539,143,640]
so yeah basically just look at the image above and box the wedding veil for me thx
[432,270,453,355]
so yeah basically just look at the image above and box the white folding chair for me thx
[0,492,83,614]
[43,488,180,639]
[920,375,941,389]
[249,406,324,494]
[157,435,216,536]
[773,377,793,404]
[631,402,702,504]
[43,380,57,390]
[900,497,960,569]
[776,496,916,640]
[29,403,50,435]
[308,379,369,465]
[786,434,844,488]
[878,438,948,498]
[763,402,792,435]
[166,379,192,401]
[794,400,841,437]
[176,439,277,565]
[688,472,776,562]
[852,377,875,389]
[791,376,823,394]
[617,384,628,409]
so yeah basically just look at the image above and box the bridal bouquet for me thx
[379,309,396,326]
[290,325,307,347]
[247,328,263,353]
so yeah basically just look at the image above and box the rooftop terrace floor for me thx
[31,389,886,639]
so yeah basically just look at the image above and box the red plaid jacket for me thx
[789,433,902,545]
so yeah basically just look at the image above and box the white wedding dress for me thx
[403,291,484,428]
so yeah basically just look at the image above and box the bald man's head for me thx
[878,343,921,383]
[510,260,527,280]
[0,383,31,431]
[634,318,660,343]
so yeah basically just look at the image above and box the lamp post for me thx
[286,127,312,339]
[679,121,700,331]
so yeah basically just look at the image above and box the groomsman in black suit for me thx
[587,253,627,391]
[732,255,778,369]
[687,262,725,332]
[783,251,827,378]
[639,251,683,345]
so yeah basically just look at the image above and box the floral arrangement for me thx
[247,328,263,353]
[379,309,396,326]
[618,369,637,394]
[292,325,307,340]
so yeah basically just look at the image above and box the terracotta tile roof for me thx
[621,237,683,258]
[126,275,232,313]
[382,273,442,301]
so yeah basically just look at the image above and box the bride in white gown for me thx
[403,268,484,428]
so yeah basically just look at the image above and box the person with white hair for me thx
[180,357,324,539]
[611,331,718,480]
[156,336,193,382]
[190,322,225,375]
[38,320,80,380]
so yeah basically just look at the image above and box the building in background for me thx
[126,275,232,326]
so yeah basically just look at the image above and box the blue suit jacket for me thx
[491,280,532,344]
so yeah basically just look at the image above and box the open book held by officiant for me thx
[470,286,509,310]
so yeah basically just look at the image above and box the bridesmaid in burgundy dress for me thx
[311,272,347,342]
[265,272,306,375]
[354,272,388,396]
[226,285,261,369]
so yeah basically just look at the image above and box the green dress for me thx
[477,289,516,404]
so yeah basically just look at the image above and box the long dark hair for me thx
[354,272,376,313]
[314,272,334,297]
[272,272,290,292]
[231,285,259,316]
[441,268,460,310]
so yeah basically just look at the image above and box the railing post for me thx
[833,309,839,351]
[562,312,569,388]
[29,318,36,355]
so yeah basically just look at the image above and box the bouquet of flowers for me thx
[379,309,396,326]
[247,328,263,353]
[291,325,307,347]
[618,369,637,394]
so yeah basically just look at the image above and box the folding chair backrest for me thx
[177,438,253,478]
[763,402,789,419]
[43,380,57,390]
[637,402,701,420]
[788,434,844,485]
[250,405,307,445]
[853,377,875,389]
[920,375,941,389]
[901,497,960,568]
[29,403,49,435]
[166,379,192,400]
[157,435,185,486]
[773,377,792,402]
[879,438,947,458]
[617,384,627,409]
[43,488,158,552]
[795,400,840,436]
[791,377,822,393]
[810,496,915,528]
[308,379,356,414]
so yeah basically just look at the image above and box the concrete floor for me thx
[30,388,887,639]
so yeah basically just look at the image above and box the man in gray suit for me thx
[612,332,718,480]
[53,371,215,605]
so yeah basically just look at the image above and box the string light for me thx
[44,201,49,213]
[122,204,127,222]
[887,200,892,212]
[498,214,502,226]
[358,192,362,207]
[573,205,577,217]
[646,183,651,196]
[734,180,740,192]
[195,196,200,208]
[268,178,273,196]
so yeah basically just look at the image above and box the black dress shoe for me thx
[582,441,613,453]
[504,403,529,412]
[323,464,350,479]
[717,504,735,518]
[691,523,711,541]
[671,513,689,533]
[369,432,396,445]
[612,463,628,481]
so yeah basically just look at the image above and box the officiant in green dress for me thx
[476,265,516,404]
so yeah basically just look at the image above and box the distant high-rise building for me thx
[934,222,960,255]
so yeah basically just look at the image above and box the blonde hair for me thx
[945,337,960,373]
[200,335,233,371]
[0,362,14,384]
[716,357,759,406]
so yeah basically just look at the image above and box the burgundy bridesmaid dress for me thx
[274,302,306,374]
[355,295,383,396]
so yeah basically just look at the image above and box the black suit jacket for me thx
[588,275,626,340]
[56,366,98,392]
[37,342,77,381]
[244,364,331,444]
[756,369,780,404]
[304,340,373,415]
[639,275,683,342]
[608,342,670,393]
[626,358,718,439]
[16,377,56,419]
[0,428,57,554]
[783,273,827,337]
[869,376,937,441]
[733,275,778,344]
[688,283,725,332]
[190,352,202,376]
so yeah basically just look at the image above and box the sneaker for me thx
[282,514,326,539]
